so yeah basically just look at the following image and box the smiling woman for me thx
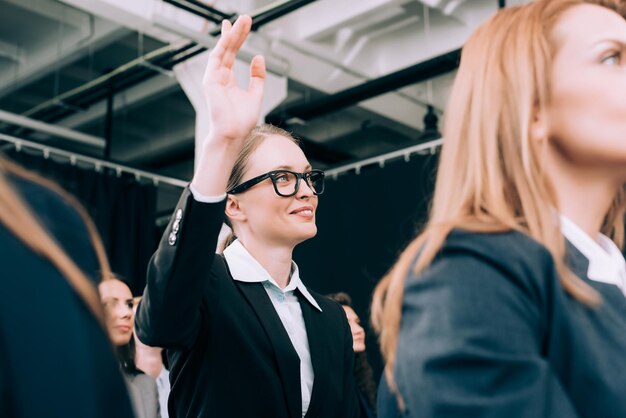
[220,124,324,251]
[134,15,359,418]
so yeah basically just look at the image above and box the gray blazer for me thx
[124,373,161,418]
[386,229,626,418]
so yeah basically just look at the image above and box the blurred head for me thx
[99,278,134,346]
[0,157,110,325]
[225,125,322,249]
[427,0,626,298]
[433,0,626,236]
[541,3,626,184]
[327,292,366,352]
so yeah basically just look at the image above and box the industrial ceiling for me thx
[0,0,528,212]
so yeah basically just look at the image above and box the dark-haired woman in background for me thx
[328,292,377,418]
[100,276,160,418]
[0,156,134,418]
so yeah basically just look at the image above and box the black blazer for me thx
[384,229,626,418]
[136,188,359,418]
[0,173,135,418]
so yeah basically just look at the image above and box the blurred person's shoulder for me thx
[2,171,100,284]
[6,171,84,230]
[443,229,553,270]
[407,229,557,303]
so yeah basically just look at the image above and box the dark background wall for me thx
[294,151,439,378]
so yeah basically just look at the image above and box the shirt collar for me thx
[223,239,322,311]
[559,214,626,288]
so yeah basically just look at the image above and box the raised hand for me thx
[191,15,266,196]
[203,15,266,143]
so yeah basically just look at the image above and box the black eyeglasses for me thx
[227,169,325,197]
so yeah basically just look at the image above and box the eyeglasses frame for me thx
[227,169,325,197]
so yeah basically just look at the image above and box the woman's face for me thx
[99,279,134,346]
[342,305,366,353]
[545,4,626,179]
[229,134,319,247]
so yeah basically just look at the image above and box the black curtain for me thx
[294,152,439,378]
[6,149,158,296]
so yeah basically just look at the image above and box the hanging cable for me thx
[417,3,441,142]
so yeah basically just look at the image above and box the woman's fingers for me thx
[204,16,251,85]
[221,18,231,36]
[248,55,266,99]
[231,15,252,56]
[221,15,252,72]
[204,19,234,84]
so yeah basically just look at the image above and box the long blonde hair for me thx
[371,0,626,392]
[0,155,109,324]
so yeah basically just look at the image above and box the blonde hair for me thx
[221,124,300,250]
[371,0,626,399]
[0,156,110,324]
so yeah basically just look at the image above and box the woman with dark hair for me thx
[99,276,160,418]
[372,1,626,417]
[0,156,135,418]
[327,292,377,418]
[135,15,359,418]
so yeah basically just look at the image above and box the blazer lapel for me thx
[565,240,590,282]
[565,240,626,316]
[237,281,302,418]
[298,290,330,418]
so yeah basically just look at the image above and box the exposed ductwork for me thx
[6,0,320,133]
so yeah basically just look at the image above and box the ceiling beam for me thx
[268,48,460,124]
[0,109,105,148]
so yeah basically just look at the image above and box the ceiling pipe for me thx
[267,48,461,125]
[251,0,318,30]
[325,137,443,178]
[0,132,187,188]
[0,110,105,148]
[162,0,231,24]
[185,0,233,20]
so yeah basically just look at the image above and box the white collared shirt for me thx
[223,239,321,417]
[156,367,170,418]
[560,214,626,296]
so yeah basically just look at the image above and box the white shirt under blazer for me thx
[135,187,360,418]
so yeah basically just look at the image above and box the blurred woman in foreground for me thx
[372,1,626,417]
[0,155,134,417]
